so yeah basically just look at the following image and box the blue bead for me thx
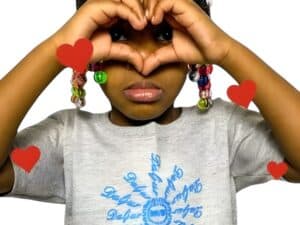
[197,75,209,87]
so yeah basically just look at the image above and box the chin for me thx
[122,104,166,121]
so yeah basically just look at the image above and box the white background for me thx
[0,0,300,224]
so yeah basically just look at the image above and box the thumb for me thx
[89,30,143,72]
[142,45,178,75]
[108,43,144,72]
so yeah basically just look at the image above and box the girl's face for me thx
[99,19,189,126]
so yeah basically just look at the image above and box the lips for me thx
[123,80,163,103]
[124,80,161,90]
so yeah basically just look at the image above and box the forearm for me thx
[0,36,65,168]
[219,38,300,171]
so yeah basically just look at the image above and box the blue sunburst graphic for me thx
[100,153,203,225]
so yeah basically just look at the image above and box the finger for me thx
[112,0,146,23]
[164,14,186,33]
[142,45,178,75]
[143,0,149,19]
[89,30,142,71]
[101,17,119,29]
[148,0,157,20]
[88,30,112,64]
[109,43,144,72]
[151,0,183,25]
[172,29,205,64]
[151,0,170,25]
[87,0,145,31]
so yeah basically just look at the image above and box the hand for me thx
[141,0,234,75]
[50,0,147,71]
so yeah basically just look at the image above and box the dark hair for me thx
[76,0,210,16]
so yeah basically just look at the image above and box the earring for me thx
[88,60,108,84]
[187,63,214,112]
[70,69,87,109]
[70,61,108,109]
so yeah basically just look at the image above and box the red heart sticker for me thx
[227,80,256,108]
[267,161,288,179]
[56,38,93,73]
[10,145,41,173]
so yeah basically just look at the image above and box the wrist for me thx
[217,36,236,68]
[44,35,66,72]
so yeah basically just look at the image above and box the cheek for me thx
[100,65,127,90]
[166,67,187,87]
[101,77,122,96]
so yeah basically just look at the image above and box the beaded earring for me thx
[70,61,108,109]
[187,64,214,112]
[70,69,87,109]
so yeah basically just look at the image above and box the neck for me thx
[108,105,182,126]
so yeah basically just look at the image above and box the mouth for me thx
[123,80,163,103]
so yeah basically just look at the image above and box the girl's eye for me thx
[109,26,127,42]
[108,24,173,42]
[154,24,173,42]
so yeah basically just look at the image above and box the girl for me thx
[0,0,300,224]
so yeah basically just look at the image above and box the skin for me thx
[98,20,189,126]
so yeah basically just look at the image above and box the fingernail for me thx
[145,9,149,19]
[151,15,155,23]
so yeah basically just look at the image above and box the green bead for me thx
[71,87,77,95]
[94,71,107,84]
[71,87,85,97]
[77,89,86,97]
[197,98,209,111]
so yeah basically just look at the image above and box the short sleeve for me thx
[0,110,67,204]
[228,105,286,192]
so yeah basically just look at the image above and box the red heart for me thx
[10,145,41,173]
[56,38,93,73]
[267,161,288,179]
[227,80,256,108]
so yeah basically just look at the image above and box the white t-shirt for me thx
[2,97,286,225]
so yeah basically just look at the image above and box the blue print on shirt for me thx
[100,153,203,225]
